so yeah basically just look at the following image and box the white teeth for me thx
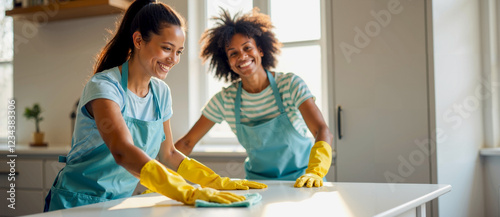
[240,61,251,67]
[159,63,170,72]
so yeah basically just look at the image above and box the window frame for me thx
[0,0,14,143]
[0,61,13,143]
[479,0,500,148]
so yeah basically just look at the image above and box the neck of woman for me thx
[241,69,271,93]
[124,58,151,97]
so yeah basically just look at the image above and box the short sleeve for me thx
[202,92,225,123]
[288,73,314,107]
[80,72,125,119]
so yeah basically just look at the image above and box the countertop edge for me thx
[374,184,452,217]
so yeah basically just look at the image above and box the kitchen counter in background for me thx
[0,143,247,158]
[0,144,71,158]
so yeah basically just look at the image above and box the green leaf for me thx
[24,103,43,131]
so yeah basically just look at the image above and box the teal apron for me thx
[44,61,165,211]
[235,70,313,180]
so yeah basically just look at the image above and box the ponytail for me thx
[93,0,185,74]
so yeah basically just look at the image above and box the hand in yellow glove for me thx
[295,141,333,188]
[140,159,246,205]
[177,157,267,190]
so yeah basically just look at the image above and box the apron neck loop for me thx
[266,70,286,113]
[235,70,285,124]
[119,60,162,120]
[235,82,242,124]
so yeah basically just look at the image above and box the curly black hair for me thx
[200,8,281,82]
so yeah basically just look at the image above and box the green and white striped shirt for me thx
[202,72,314,137]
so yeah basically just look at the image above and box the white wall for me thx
[433,0,485,216]
[13,0,195,146]
[14,15,116,145]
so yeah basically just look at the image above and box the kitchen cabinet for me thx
[5,0,132,22]
[0,145,69,216]
[329,3,436,216]
[330,0,434,184]
[0,158,64,216]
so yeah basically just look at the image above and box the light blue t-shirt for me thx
[66,66,172,163]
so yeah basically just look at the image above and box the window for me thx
[203,0,254,142]
[270,0,324,126]
[199,0,327,144]
[0,0,14,142]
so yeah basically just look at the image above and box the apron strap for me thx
[58,155,67,163]
[120,60,162,120]
[235,82,243,124]
[235,70,285,124]
[151,84,162,120]
[266,70,285,113]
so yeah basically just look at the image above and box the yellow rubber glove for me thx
[140,159,246,205]
[177,157,267,190]
[294,141,333,188]
[141,189,155,194]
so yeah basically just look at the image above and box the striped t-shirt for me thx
[202,72,314,137]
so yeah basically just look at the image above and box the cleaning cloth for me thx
[195,193,262,207]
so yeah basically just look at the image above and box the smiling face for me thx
[134,25,185,80]
[225,33,265,79]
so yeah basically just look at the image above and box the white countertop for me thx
[28,181,451,217]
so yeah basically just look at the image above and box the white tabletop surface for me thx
[27,181,450,217]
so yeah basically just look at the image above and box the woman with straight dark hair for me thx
[44,0,265,212]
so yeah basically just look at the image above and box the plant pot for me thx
[31,132,47,147]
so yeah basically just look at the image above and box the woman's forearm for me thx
[110,143,152,178]
[315,126,334,145]
[175,137,195,155]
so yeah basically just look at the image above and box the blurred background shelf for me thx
[5,0,132,22]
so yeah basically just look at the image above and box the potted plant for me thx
[24,103,46,146]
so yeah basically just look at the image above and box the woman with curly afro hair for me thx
[175,8,333,188]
